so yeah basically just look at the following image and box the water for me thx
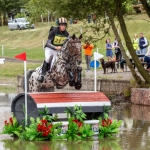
[0,88,150,150]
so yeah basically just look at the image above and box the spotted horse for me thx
[26,34,82,92]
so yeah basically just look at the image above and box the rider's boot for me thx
[38,60,48,83]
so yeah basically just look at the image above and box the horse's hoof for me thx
[75,82,82,90]
[69,80,75,87]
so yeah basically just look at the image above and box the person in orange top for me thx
[83,41,94,71]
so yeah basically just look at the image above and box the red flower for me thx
[72,119,83,128]
[37,120,53,137]
[10,117,13,123]
[102,118,112,127]
[41,119,48,125]
[4,121,7,125]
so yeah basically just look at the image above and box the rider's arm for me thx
[46,30,60,50]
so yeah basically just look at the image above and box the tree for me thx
[140,0,150,18]
[53,0,150,86]
[0,0,29,25]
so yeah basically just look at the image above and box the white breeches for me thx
[45,47,57,71]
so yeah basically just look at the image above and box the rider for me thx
[38,17,69,83]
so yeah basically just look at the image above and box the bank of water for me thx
[0,86,150,150]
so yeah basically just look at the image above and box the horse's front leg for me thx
[65,64,75,87]
[75,66,82,90]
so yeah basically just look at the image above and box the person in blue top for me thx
[139,33,148,61]
[38,17,69,83]
[106,38,113,61]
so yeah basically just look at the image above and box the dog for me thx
[100,58,117,74]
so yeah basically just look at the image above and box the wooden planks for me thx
[28,91,110,104]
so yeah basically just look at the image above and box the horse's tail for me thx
[22,69,35,92]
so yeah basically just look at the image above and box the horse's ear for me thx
[72,34,76,40]
[79,34,82,40]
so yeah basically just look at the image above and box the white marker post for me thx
[15,52,27,125]
[94,52,104,91]
[24,60,27,126]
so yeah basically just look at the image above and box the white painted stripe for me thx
[37,102,111,108]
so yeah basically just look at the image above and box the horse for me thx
[26,34,82,92]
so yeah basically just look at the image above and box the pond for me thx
[0,86,150,150]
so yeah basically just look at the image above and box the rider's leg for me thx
[38,60,48,83]
[49,51,57,72]
[38,47,52,83]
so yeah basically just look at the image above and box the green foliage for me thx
[38,105,55,123]
[62,117,82,141]
[61,117,94,141]
[1,115,23,137]
[64,105,87,122]
[78,123,94,139]
[98,113,122,139]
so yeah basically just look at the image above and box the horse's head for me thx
[64,34,82,65]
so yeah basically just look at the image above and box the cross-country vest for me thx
[133,38,139,50]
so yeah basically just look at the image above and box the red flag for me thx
[15,52,26,61]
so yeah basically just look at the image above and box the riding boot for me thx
[38,60,48,83]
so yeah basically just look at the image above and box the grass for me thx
[0,13,149,81]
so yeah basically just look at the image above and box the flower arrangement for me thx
[2,115,22,137]
[60,117,94,140]
[20,117,62,141]
[98,113,122,139]
[1,105,122,141]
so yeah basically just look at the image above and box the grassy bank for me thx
[0,13,149,83]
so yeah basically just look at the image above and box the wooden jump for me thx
[11,91,111,125]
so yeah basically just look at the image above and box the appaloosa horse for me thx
[26,34,82,92]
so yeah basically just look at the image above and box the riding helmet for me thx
[58,17,67,26]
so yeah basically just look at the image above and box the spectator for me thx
[120,50,135,72]
[144,46,150,72]
[106,38,113,61]
[113,38,122,68]
[139,32,148,61]
[133,34,140,54]
[87,14,91,23]
[92,14,96,23]
[83,41,94,71]
[70,18,73,25]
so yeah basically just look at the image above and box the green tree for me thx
[52,0,150,87]
[25,0,56,24]
[140,0,150,18]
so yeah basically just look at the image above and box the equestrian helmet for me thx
[58,17,67,26]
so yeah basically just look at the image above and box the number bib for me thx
[53,35,67,46]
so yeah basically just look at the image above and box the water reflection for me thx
[0,139,122,150]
